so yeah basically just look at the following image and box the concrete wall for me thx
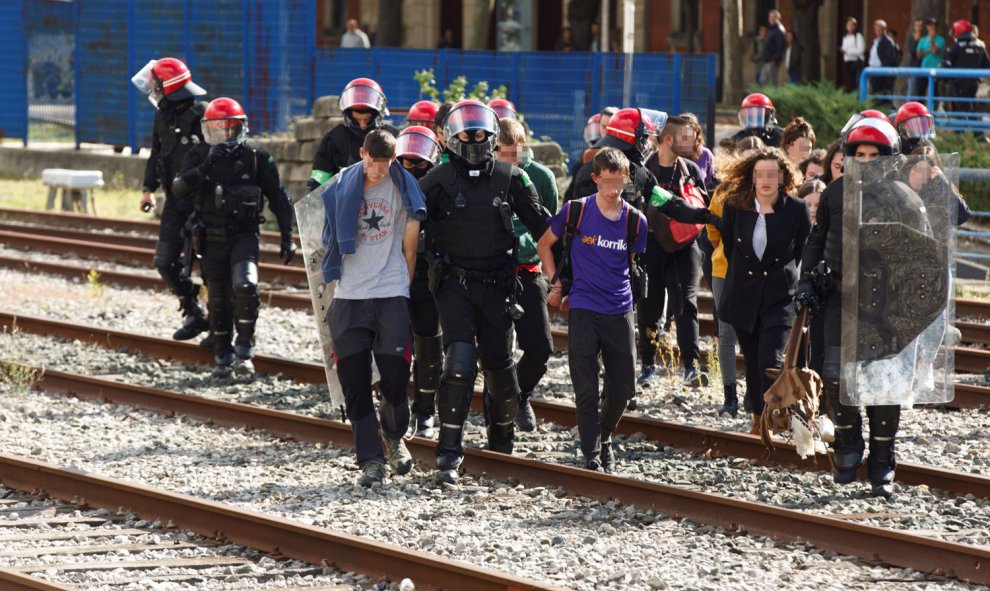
[0,147,147,188]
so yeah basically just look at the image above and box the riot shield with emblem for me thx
[293,183,345,410]
[840,154,956,406]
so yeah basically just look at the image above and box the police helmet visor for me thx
[444,104,499,138]
[339,84,388,116]
[583,118,602,145]
[491,104,516,119]
[395,131,441,164]
[639,109,669,136]
[131,60,163,106]
[739,106,768,130]
[900,115,936,139]
[202,118,247,145]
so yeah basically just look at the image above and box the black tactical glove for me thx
[794,278,821,317]
[280,234,297,265]
[205,142,232,168]
[701,209,721,227]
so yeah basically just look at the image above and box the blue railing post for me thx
[672,53,682,115]
[126,0,136,154]
[926,69,936,112]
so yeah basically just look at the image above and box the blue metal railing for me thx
[859,67,990,132]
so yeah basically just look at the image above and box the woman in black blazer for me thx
[717,147,811,430]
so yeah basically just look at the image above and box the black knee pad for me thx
[437,341,476,427]
[485,364,519,427]
[233,261,260,323]
[208,282,234,340]
[413,333,443,394]
[867,405,900,439]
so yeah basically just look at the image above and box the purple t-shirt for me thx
[550,196,648,315]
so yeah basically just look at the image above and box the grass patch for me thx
[0,176,150,220]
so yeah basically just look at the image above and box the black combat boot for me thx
[173,292,209,341]
[718,383,739,418]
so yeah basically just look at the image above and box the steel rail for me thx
[0,229,307,286]
[0,569,78,591]
[15,362,990,501]
[0,255,311,311]
[0,454,566,591]
[1,310,986,414]
[0,206,297,247]
[6,365,990,585]
[0,222,302,267]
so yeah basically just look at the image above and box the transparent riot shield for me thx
[840,154,956,406]
[293,183,344,410]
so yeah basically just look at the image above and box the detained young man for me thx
[536,147,648,473]
[320,130,427,487]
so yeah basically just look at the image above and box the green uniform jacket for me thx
[514,159,558,265]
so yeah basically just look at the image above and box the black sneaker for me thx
[515,394,536,432]
[682,367,709,388]
[600,441,615,474]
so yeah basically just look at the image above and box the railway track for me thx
[0,221,304,267]
[0,229,307,287]
[0,459,565,591]
[0,206,298,248]
[2,309,987,412]
[5,363,990,586]
[0,492,349,590]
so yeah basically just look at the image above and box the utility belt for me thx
[199,220,262,242]
[447,263,516,286]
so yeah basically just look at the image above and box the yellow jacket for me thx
[707,185,728,279]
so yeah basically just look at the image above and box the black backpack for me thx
[552,198,647,303]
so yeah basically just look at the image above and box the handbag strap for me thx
[781,305,808,370]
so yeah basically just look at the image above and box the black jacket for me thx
[308,123,400,191]
[142,99,206,197]
[876,34,900,67]
[728,126,784,148]
[763,24,785,63]
[717,195,811,333]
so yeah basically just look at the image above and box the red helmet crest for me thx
[202,98,248,145]
[953,19,973,38]
[488,98,517,119]
[407,101,439,128]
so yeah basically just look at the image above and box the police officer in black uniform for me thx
[394,125,444,437]
[419,99,550,484]
[307,78,399,191]
[727,93,784,148]
[944,20,990,133]
[173,98,296,377]
[132,57,210,342]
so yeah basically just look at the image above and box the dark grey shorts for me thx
[328,296,412,362]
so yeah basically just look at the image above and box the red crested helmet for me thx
[894,102,936,140]
[339,78,388,133]
[738,93,776,130]
[407,101,439,130]
[596,107,668,159]
[444,99,500,165]
[395,125,441,164]
[131,57,206,106]
[859,109,890,123]
[953,19,973,38]
[844,118,900,157]
[488,98,517,119]
[201,98,248,145]
[583,113,603,145]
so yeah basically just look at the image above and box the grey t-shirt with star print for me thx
[333,179,411,300]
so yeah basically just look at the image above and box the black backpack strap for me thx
[625,205,642,254]
[550,199,585,286]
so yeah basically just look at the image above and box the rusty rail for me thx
[0,255,311,311]
[0,206,296,247]
[7,365,990,585]
[0,229,306,286]
[0,569,77,591]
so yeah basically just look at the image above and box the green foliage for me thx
[932,133,990,213]
[414,69,507,104]
[755,83,874,144]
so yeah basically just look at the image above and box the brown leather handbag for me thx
[760,305,825,449]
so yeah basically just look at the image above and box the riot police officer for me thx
[728,93,783,147]
[406,100,440,132]
[944,20,990,130]
[894,102,936,155]
[173,98,297,377]
[132,57,210,343]
[420,99,549,484]
[395,126,444,437]
[797,118,937,497]
[307,78,399,191]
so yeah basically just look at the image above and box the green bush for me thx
[756,82,874,144]
[933,133,990,213]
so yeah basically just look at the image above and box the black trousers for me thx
[513,269,553,394]
[200,230,259,357]
[409,268,441,416]
[637,239,701,370]
[733,317,790,415]
[569,308,636,461]
[434,278,514,370]
[153,197,199,301]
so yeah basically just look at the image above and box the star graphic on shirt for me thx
[363,210,385,231]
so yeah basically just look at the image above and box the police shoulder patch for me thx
[519,169,533,188]
[649,185,672,208]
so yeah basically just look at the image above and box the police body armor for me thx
[425,161,515,267]
[196,142,264,232]
[156,101,206,197]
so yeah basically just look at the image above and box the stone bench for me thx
[42,168,104,215]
